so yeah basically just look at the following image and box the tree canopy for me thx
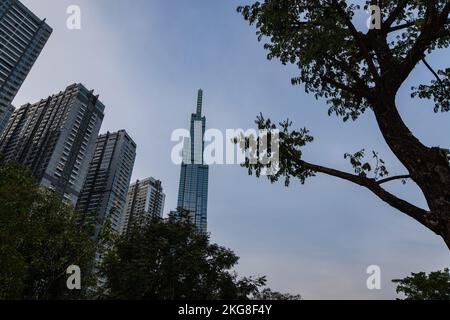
[0,156,96,299]
[98,211,270,300]
[393,268,450,300]
[0,157,300,300]
[237,0,450,249]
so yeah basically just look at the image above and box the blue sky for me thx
[18,0,450,299]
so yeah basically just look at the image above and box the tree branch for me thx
[300,160,368,186]
[328,56,373,89]
[330,0,380,81]
[321,75,373,100]
[388,21,416,33]
[297,159,430,225]
[394,1,449,89]
[421,57,443,83]
[377,175,411,185]
[426,0,438,21]
[443,1,450,20]
[383,0,409,30]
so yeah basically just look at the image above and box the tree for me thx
[393,268,450,300]
[237,1,450,248]
[98,211,267,300]
[0,156,96,299]
[0,156,39,298]
[253,288,302,300]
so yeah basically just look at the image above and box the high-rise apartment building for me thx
[122,177,165,234]
[76,130,136,234]
[0,0,52,115]
[176,89,209,233]
[0,83,104,204]
[0,103,14,135]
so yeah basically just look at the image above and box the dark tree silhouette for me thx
[0,156,96,299]
[98,211,268,300]
[237,0,450,248]
[393,268,450,300]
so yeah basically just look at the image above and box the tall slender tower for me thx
[0,83,104,205]
[177,89,209,233]
[76,130,137,235]
[0,0,52,116]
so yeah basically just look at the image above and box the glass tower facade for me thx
[0,0,52,116]
[177,89,209,233]
[76,130,137,235]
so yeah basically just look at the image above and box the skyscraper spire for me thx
[177,89,209,233]
[196,89,203,115]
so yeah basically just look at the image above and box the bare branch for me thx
[388,21,416,33]
[421,57,443,83]
[298,160,429,225]
[377,175,411,185]
[300,160,369,186]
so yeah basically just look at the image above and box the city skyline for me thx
[8,0,450,299]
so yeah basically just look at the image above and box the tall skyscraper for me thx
[0,0,52,116]
[0,103,14,135]
[122,177,166,234]
[0,83,104,204]
[177,89,209,233]
[76,130,136,234]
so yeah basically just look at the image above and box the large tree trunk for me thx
[373,91,450,249]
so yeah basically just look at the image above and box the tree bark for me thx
[373,90,450,249]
